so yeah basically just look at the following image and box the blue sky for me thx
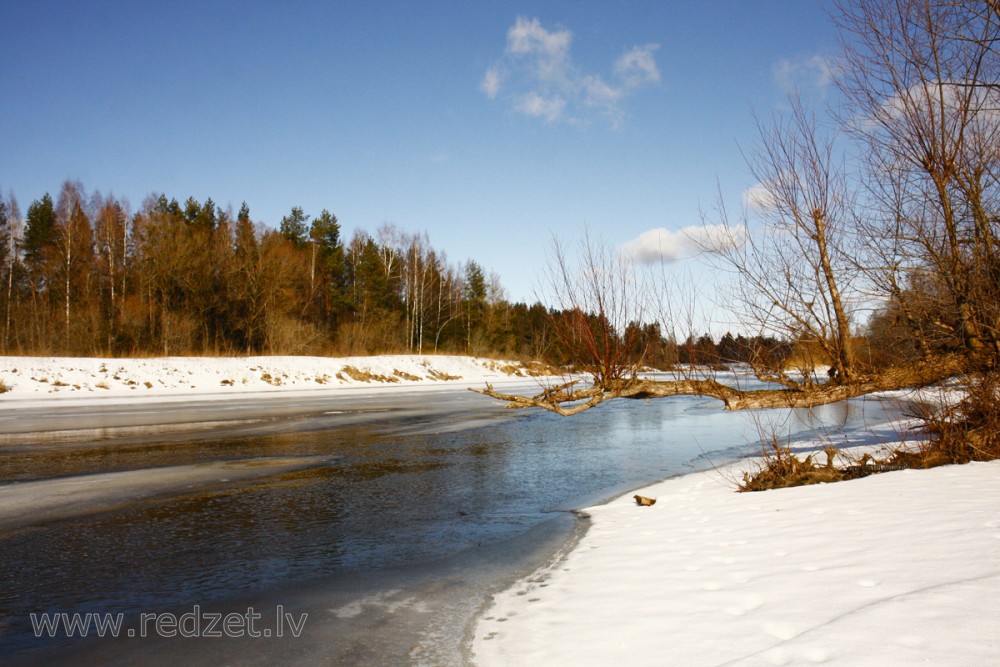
[1,0,841,311]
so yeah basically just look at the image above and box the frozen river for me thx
[0,379,904,665]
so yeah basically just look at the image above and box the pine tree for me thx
[463,260,487,351]
[309,209,346,319]
[279,206,309,247]
[23,193,56,267]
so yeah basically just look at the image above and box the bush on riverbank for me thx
[897,371,1000,467]
[739,371,1000,492]
[738,440,844,492]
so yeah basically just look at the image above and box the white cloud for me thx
[615,44,661,87]
[515,92,566,122]
[507,17,572,86]
[742,181,779,212]
[582,74,622,108]
[773,54,837,95]
[621,225,746,264]
[696,224,747,253]
[506,16,572,59]
[482,16,660,126]
[877,79,1000,125]
[481,66,502,99]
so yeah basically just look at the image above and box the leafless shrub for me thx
[336,315,406,356]
[265,316,325,355]
[738,437,845,492]
[539,232,649,386]
[894,371,1000,467]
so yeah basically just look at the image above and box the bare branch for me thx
[472,354,963,415]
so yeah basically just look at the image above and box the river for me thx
[0,376,905,665]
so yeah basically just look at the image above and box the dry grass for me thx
[260,372,283,386]
[426,368,461,381]
[0,379,9,394]
[340,366,399,383]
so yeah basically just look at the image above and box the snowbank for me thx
[0,355,551,401]
[474,457,1000,665]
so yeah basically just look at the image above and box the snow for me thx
[0,354,551,403]
[474,450,1000,665]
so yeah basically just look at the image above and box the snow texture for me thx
[474,453,1000,666]
[0,354,548,402]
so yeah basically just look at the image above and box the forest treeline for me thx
[0,183,778,363]
[0,183,527,357]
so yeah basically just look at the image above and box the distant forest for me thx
[0,182,772,364]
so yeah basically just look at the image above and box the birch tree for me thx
[54,181,94,352]
[94,194,129,351]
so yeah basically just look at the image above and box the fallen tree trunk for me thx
[471,356,964,416]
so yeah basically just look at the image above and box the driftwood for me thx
[471,356,963,416]
[634,495,657,506]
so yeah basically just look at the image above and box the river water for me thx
[0,376,904,665]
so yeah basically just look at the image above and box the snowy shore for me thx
[0,354,549,404]
[473,449,1000,665]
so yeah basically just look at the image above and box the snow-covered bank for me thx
[474,455,1000,665]
[0,355,550,402]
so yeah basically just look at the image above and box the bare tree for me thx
[713,95,860,384]
[432,258,463,352]
[54,181,94,353]
[402,231,434,353]
[1,192,19,353]
[837,0,1000,365]
[477,0,994,418]
[476,95,880,414]
[94,193,129,352]
[539,232,648,385]
[475,230,955,416]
